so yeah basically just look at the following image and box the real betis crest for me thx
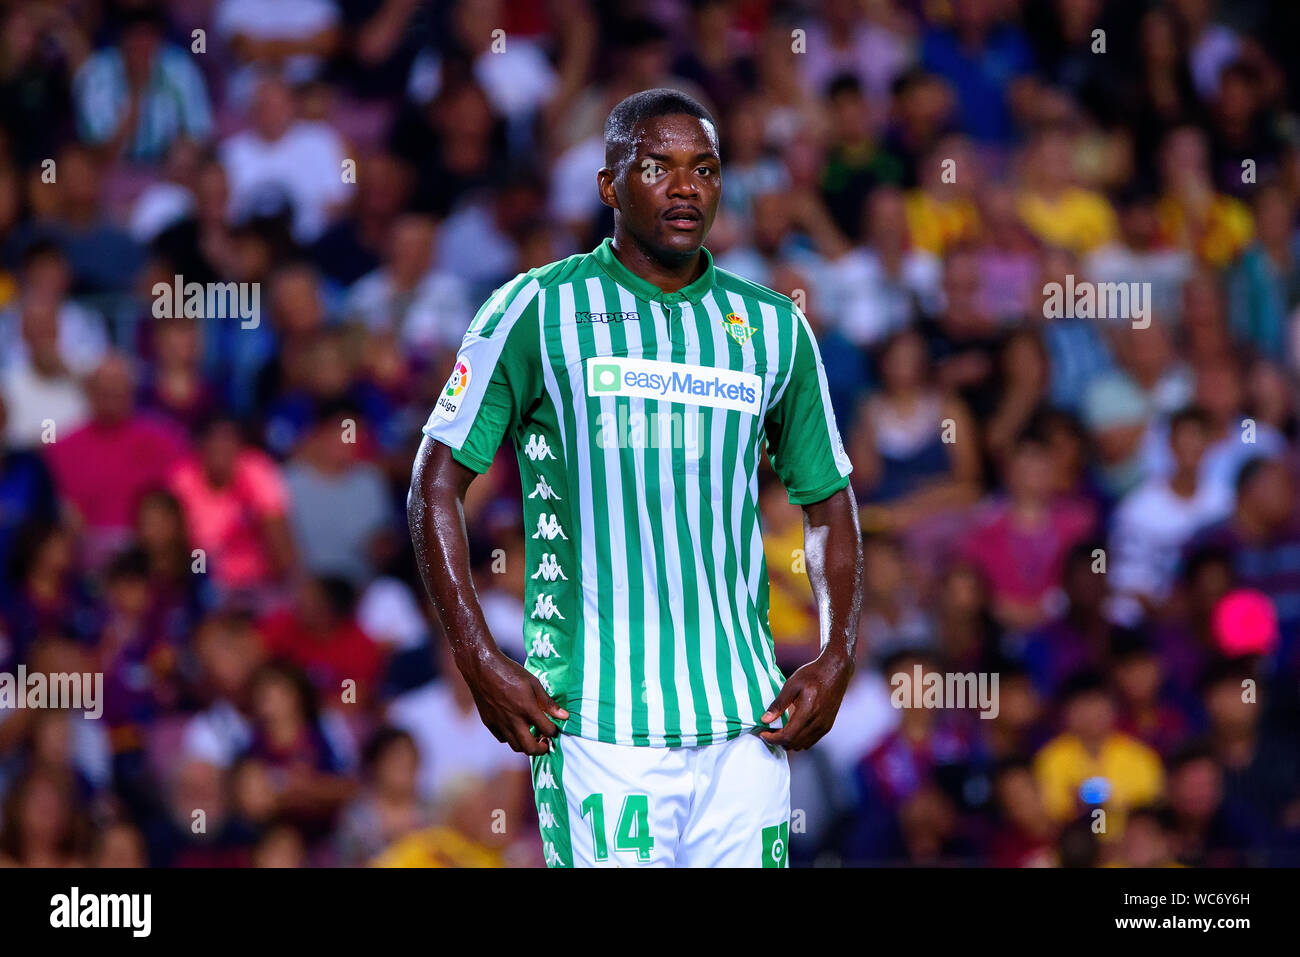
[722,311,756,345]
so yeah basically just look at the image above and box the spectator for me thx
[1108,406,1232,619]
[340,212,471,353]
[1190,457,1300,658]
[919,0,1036,145]
[0,241,110,377]
[853,328,981,532]
[335,727,435,866]
[43,353,188,566]
[73,7,213,162]
[220,76,350,244]
[0,291,89,449]
[258,576,384,704]
[1015,123,1118,256]
[167,413,296,603]
[215,0,341,103]
[1033,673,1165,838]
[962,429,1095,633]
[0,395,57,604]
[386,638,529,807]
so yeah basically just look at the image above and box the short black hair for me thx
[1234,455,1278,498]
[603,88,717,172]
[1169,404,1212,434]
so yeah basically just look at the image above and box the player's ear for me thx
[596,167,620,211]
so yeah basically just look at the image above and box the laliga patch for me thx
[434,355,471,421]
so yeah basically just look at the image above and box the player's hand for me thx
[758,647,854,751]
[461,649,569,756]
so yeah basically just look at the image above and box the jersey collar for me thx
[592,237,716,305]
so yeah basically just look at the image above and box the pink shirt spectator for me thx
[44,415,188,562]
[962,499,1095,608]
[168,449,289,589]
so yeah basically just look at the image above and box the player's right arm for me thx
[407,274,567,756]
[408,438,566,756]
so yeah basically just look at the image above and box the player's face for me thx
[607,114,721,262]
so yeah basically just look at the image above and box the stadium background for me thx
[0,0,1299,867]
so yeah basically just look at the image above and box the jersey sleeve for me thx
[421,274,543,474]
[764,307,853,505]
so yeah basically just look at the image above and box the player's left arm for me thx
[758,306,864,750]
[758,486,862,750]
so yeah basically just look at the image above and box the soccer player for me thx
[408,89,863,867]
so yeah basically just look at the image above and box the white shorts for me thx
[530,731,790,867]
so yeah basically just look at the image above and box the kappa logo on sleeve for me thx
[433,355,472,421]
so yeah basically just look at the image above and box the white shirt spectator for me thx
[799,20,914,99]
[387,679,525,803]
[0,301,109,376]
[472,40,558,122]
[436,203,519,300]
[1144,415,1287,502]
[1084,243,1192,326]
[1109,476,1232,606]
[220,120,349,243]
[821,247,942,347]
[1,364,89,448]
[341,269,471,351]
[548,136,606,234]
[129,181,195,243]
[480,586,526,663]
[216,0,340,102]
[182,700,253,768]
[815,669,901,785]
[357,577,429,653]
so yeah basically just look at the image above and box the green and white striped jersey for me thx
[423,238,852,747]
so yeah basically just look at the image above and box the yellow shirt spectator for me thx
[1017,187,1118,255]
[763,521,819,648]
[371,827,505,868]
[1157,194,1253,267]
[1033,731,1164,840]
[905,189,980,256]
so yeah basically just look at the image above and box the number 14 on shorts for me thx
[580,792,654,862]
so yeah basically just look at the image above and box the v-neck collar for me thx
[592,237,716,305]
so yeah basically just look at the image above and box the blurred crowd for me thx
[0,0,1299,867]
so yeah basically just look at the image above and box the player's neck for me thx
[609,233,706,294]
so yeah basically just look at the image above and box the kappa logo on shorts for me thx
[761,821,789,868]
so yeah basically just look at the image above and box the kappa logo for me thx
[528,476,561,500]
[432,355,472,422]
[532,554,568,581]
[531,593,566,620]
[534,670,555,694]
[524,433,557,461]
[530,632,559,657]
[538,803,558,828]
[531,513,568,541]
[536,765,557,789]
[721,310,757,345]
[544,841,564,866]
